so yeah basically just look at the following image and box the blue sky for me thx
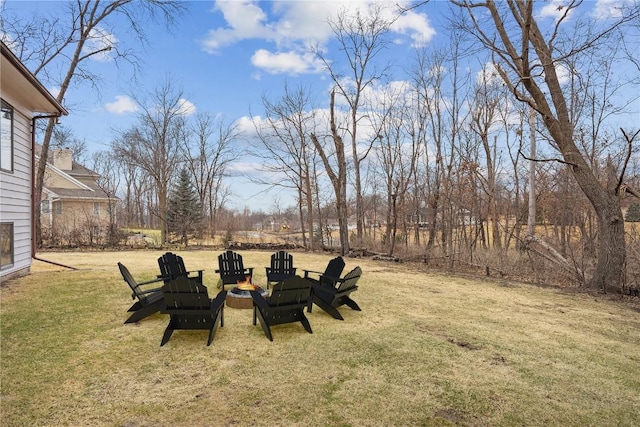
[3,0,638,210]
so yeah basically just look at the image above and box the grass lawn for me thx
[1,250,639,426]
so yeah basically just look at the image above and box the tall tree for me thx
[111,80,188,245]
[181,112,239,238]
[312,4,394,246]
[1,0,184,246]
[310,91,350,254]
[167,168,203,246]
[254,84,319,250]
[451,0,640,292]
[91,150,121,245]
[371,83,419,256]
[469,64,504,249]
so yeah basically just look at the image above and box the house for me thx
[1,41,67,281]
[38,147,117,246]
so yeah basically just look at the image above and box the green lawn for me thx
[1,250,639,426]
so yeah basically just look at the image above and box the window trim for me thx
[1,99,14,173]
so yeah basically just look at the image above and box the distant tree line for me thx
[4,1,640,293]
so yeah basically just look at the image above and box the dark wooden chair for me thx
[310,266,362,320]
[118,262,165,324]
[250,275,313,341]
[303,256,346,288]
[216,250,254,289]
[158,252,203,284]
[265,250,296,289]
[160,276,227,346]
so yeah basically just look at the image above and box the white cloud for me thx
[202,0,435,74]
[105,95,138,114]
[202,0,273,53]
[251,49,325,74]
[592,0,628,19]
[176,98,196,116]
[538,0,575,21]
[83,26,117,62]
[476,63,502,85]
[390,5,436,47]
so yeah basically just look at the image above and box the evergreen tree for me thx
[167,168,203,246]
[626,203,640,222]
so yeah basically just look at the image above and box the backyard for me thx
[1,250,639,426]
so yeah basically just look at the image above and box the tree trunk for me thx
[588,193,625,292]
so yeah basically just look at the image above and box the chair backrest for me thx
[118,262,141,297]
[218,251,246,276]
[268,276,312,307]
[336,267,362,292]
[162,276,210,312]
[321,256,345,285]
[270,251,294,274]
[158,252,187,280]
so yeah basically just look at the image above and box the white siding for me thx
[0,107,32,280]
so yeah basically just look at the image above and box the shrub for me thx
[625,203,640,222]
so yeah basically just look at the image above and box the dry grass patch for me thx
[1,250,639,426]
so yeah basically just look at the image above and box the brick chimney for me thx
[52,148,73,171]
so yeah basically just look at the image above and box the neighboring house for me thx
[1,41,67,281]
[38,147,117,246]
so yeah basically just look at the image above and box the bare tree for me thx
[91,150,121,245]
[371,83,419,256]
[312,4,395,246]
[111,80,188,245]
[310,91,349,254]
[1,0,185,247]
[254,84,319,250]
[181,112,240,238]
[48,125,89,165]
[409,38,472,264]
[451,0,640,292]
[469,65,504,249]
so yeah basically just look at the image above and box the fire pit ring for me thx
[225,285,268,309]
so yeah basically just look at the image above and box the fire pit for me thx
[225,283,268,309]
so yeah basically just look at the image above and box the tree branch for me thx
[617,128,640,195]
[518,148,577,167]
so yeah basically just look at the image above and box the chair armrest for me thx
[249,290,269,311]
[303,269,323,278]
[133,286,162,300]
[137,287,162,296]
[137,277,166,286]
[211,290,227,309]
[186,269,204,275]
[319,274,343,287]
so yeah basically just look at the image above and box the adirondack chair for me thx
[216,250,254,289]
[250,275,313,341]
[265,250,296,289]
[118,262,165,324]
[158,252,203,284]
[303,256,346,288]
[160,276,227,346]
[310,266,362,320]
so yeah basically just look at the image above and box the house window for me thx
[93,202,100,215]
[55,202,62,215]
[0,223,14,269]
[1,100,14,172]
[41,199,51,213]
